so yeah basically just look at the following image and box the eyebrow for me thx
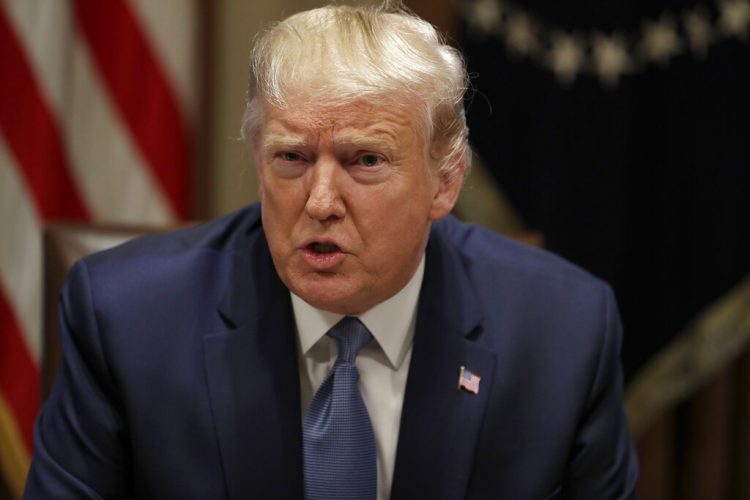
[334,129,399,151]
[261,134,309,154]
[331,122,409,157]
[261,130,401,155]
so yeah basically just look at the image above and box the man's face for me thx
[254,99,461,314]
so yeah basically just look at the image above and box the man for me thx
[25,2,637,498]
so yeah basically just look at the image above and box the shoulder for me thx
[431,217,636,496]
[432,214,608,296]
[85,203,264,266]
[57,204,269,379]
[75,204,263,286]
[63,203,266,326]
[430,215,619,355]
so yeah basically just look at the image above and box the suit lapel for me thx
[203,231,304,499]
[391,229,498,499]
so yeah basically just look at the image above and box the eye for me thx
[358,154,383,167]
[281,151,302,162]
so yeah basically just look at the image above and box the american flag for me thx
[0,1,197,495]
[458,366,481,395]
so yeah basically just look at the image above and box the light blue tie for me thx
[303,316,377,500]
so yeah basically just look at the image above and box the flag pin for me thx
[458,365,481,395]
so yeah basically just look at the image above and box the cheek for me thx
[366,175,432,221]
[359,194,430,251]
[256,164,272,202]
[257,175,266,202]
[260,182,310,249]
[260,175,303,210]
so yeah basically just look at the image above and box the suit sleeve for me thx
[24,260,131,499]
[562,284,639,499]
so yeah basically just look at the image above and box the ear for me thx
[428,160,467,221]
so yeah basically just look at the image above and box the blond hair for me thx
[241,1,471,181]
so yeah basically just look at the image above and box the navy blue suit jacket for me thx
[25,203,637,499]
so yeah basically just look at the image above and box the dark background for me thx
[458,0,750,379]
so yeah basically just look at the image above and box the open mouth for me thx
[308,242,340,254]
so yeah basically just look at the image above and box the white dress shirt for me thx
[292,256,425,500]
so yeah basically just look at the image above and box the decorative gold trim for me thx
[464,0,750,88]
[625,273,750,439]
[0,392,30,499]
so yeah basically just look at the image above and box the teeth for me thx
[312,242,338,254]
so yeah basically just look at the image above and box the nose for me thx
[305,158,345,221]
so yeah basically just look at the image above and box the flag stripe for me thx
[0,139,43,361]
[0,289,39,452]
[129,0,199,120]
[0,1,195,488]
[0,6,89,221]
[72,0,190,219]
[3,0,176,224]
[0,0,75,119]
[63,36,175,224]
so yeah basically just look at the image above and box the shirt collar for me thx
[292,255,425,369]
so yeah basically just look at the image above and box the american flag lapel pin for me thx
[458,365,481,395]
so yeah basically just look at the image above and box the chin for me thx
[292,280,365,315]
[302,296,361,315]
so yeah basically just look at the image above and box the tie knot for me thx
[327,316,373,364]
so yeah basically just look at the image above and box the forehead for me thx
[259,99,426,148]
